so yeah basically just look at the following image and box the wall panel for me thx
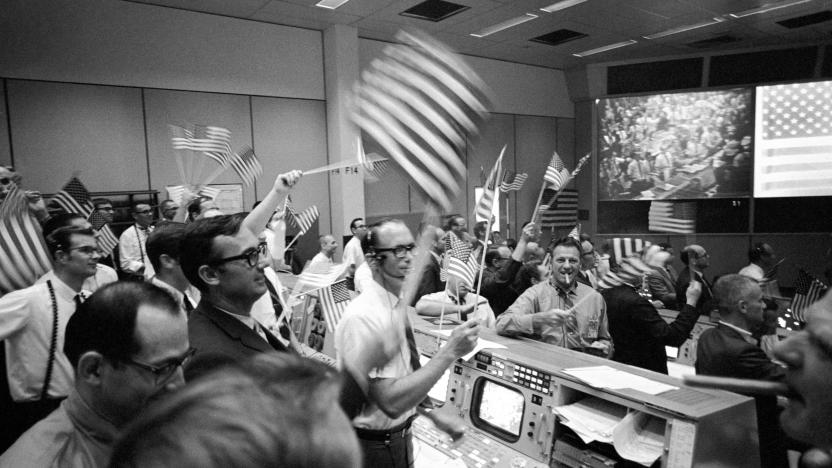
[515,115,558,231]
[7,80,147,193]
[252,96,330,259]
[0,81,10,167]
[143,89,254,206]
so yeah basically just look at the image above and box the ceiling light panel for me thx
[315,0,350,10]
[643,17,726,39]
[540,0,587,13]
[573,39,637,57]
[728,0,814,18]
[470,13,538,38]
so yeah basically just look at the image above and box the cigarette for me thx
[683,375,789,396]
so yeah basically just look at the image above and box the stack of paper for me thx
[552,398,627,444]
[562,365,678,395]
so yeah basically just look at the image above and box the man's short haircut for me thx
[513,261,543,292]
[110,353,361,468]
[551,237,582,256]
[92,198,113,209]
[146,222,187,272]
[658,242,673,252]
[714,274,758,316]
[187,197,211,220]
[63,281,179,369]
[132,202,149,213]
[485,248,507,267]
[43,213,86,238]
[473,221,487,239]
[45,226,94,258]
[180,214,246,293]
[505,238,517,250]
[349,218,364,231]
[748,242,768,263]
[680,245,702,265]
[361,218,404,256]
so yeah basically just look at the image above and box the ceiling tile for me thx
[252,0,362,24]
[128,0,271,17]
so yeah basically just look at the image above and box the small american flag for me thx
[648,201,696,234]
[229,145,263,187]
[543,152,571,190]
[609,237,652,269]
[790,269,827,322]
[198,186,221,200]
[0,185,51,294]
[319,280,352,332]
[445,232,471,261]
[52,176,94,218]
[567,224,580,240]
[474,148,503,222]
[499,170,528,193]
[89,211,118,256]
[171,125,233,167]
[294,206,319,234]
[538,188,578,229]
[293,262,347,294]
[446,255,479,288]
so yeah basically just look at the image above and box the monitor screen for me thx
[420,355,450,405]
[472,379,524,441]
[598,88,753,201]
[754,79,832,198]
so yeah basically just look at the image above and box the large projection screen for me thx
[598,88,753,201]
[754,80,832,198]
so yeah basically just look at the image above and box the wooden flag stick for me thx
[201,164,227,187]
[530,183,547,225]
[285,232,304,251]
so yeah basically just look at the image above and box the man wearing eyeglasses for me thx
[0,281,190,467]
[676,244,715,317]
[180,171,303,378]
[118,203,155,281]
[335,219,481,468]
[0,226,99,450]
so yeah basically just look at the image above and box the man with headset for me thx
[335,219,480,468]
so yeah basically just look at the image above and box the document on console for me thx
[435,330,506,361]
[552,398,627,444]
[612,411,665,467]
[562,365,678,395]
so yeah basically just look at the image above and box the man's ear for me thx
[198,264,221,287]
[77,351,105,386]
[365,253,380,270]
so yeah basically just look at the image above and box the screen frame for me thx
[470,377,524,443]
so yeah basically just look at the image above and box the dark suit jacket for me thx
[696,324,787,468]
[412,253,444,306]
[480,259,522,316]
[646,265,677,309]
[675,267,713,316]
[186,301,288,381]
[603,285,698,374]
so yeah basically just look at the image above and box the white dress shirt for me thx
[118,224,154,279]
[342,236,364,271]
[36,264,117,294]
[0,272,89,401]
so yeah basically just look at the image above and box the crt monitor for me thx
[470,378,525,443]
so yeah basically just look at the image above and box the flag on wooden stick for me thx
[351,30,491,212]
[500,170,528,193]
[474,147,504,222]
[171,125,233,167]
[52,176,94,218]
[790,269,827,322]
[319,280,352,332]
[89,210,118,256]
[293,206,319,234]
[543,152,571,190]
[229,145,263,187]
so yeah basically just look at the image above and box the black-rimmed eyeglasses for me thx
[124,347,196,386]
[374,243,416,258]
[210,242,268,268]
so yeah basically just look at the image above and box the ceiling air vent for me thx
[685,34,741,49]
[777,10,832,28]
[530,29,587,46]
[400,0,470,22]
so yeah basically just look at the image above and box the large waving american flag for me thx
[755,80,832,198]
[351,30,491,212]
[0,185,51,294]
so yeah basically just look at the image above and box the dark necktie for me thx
[404,323,421,372]
[183,297,194,313]
[264,278,292,342]
[74,293,86,310]
[557,287,578,346]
